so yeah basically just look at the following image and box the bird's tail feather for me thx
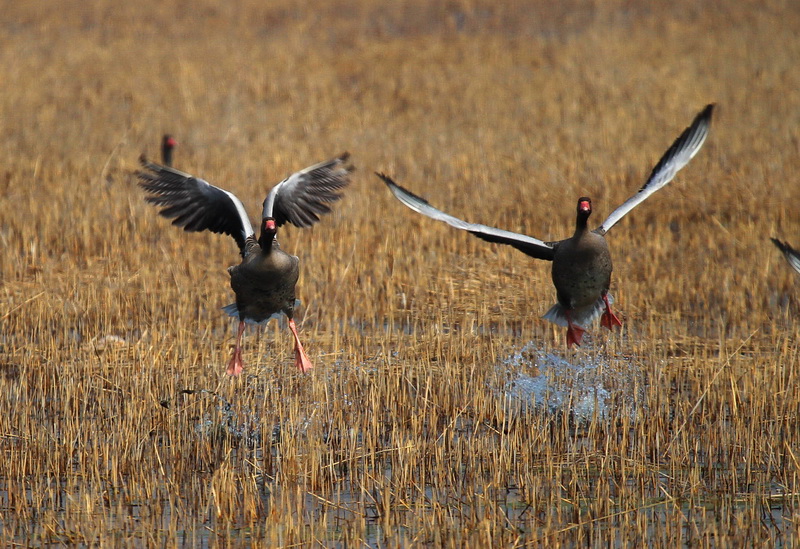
[221,300,301,325]
[542,294,612,329]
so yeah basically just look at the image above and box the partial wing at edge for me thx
[771,238,800,276]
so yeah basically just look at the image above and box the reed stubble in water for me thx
[0,0,799,545]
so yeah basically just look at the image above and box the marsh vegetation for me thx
[1,0,799,545]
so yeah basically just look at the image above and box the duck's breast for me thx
[229,249,300,322]
[551,232,612,310]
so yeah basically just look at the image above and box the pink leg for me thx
[600,293,623,330]
[226,320,245,376]
[288,319,313,373]
[565,310,585,347]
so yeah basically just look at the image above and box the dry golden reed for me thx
[1,0,800,546]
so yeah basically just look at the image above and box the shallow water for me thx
[501,340,642,421]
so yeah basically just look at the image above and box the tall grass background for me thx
[1,0,799,545]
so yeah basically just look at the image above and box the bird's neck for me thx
[573,215,590,238]
[258,232,280,253]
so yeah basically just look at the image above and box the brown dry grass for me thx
[1,0,800,546]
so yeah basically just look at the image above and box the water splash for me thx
[500,341,641,421]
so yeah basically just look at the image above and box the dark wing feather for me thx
[262,153,353,228]
[771,238,800,275]
[377,173,555,261]
[137,156,254,252]
[596,104,714,236]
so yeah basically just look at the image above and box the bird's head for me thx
[577,197,592,216]
[574,197,593,230]
[161,135,177,166]
[259,217,278,248]
[162,135,177,149]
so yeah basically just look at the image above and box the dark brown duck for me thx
[545,196,618,345]
[138,153,353,375]
[378,104,714,346]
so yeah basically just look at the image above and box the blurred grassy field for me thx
[1,0,800,545]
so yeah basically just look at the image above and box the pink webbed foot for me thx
[294,345,314,373]
[226,348,244,376]
[566,323,585,347]
[226,320,246,376]
[288,318,314,373]
[564,310,585,347]
[600,294,623,331]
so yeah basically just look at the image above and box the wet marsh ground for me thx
[2,0,800,546]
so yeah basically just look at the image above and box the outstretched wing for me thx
[377,173,555,261]
[137,156,253,252]
[596,104,714,236]
[261,153,353,228]
[771,238,800,275]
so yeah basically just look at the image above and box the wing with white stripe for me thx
[378,173,555,261]
[137,156,254,252]
[596,104,714,236]
[261,153,353,228]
